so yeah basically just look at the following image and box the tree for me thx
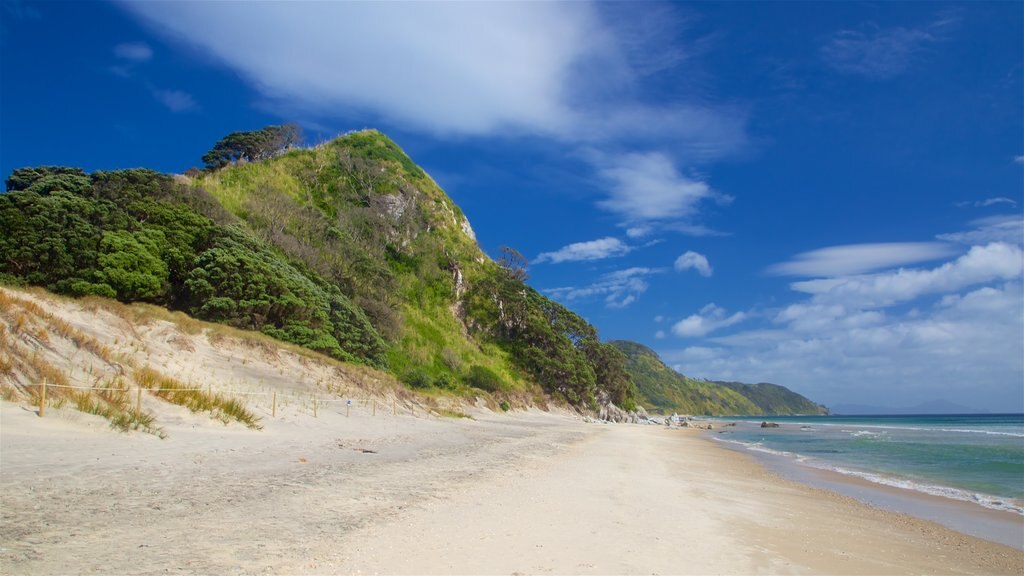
[497,246,529,282]
[201,124,302,170]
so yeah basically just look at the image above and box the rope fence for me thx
[23,379,434,420]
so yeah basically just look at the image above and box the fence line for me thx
[28,381,426,416]
[40,382,321,400]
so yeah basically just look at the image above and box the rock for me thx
[760,421,780,428]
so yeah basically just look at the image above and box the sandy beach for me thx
[2,399,1022,576]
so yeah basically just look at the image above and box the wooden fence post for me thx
[272,391,277,418]
[313,396,318,418]
[38,378,46,417]
[136,386,142,412]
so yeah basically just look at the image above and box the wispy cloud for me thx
[151,88,198,113]
[117,2,747,152]
[114,41,152,62]
[535,237,631,264]
[119,2,604,137]
[663,280,1023,411]
[118,2,747,239]
[790,242,1023,307]
[821,13,958,80]
[546,267,660,308]
[674,251,713,277]
[664,216,1024,410]
[588,150,728,232]
[664,284,1023,410]
[2,0,41,21]
[110,41,154,77]
[767,242,958,277]
[955,197,1018,208]
[671,303,747,337]
[1013,155,1024,165]
[937,215,1024,246]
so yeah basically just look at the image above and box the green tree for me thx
[96,229,170,302]
[202,124,301,170]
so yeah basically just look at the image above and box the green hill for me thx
[715,381,828,415]
[0,129,635,411]
[610,340,826,415]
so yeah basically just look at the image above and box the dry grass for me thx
[67,378,163,438]
[133,367,262,430]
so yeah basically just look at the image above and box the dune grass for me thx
[133,367,262,430]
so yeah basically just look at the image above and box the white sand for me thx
[1,286,1022,575]
[3,403,1022,575]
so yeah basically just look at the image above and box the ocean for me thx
[710,414,1024,548]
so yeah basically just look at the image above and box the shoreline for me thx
[2,402,1022,574]
[709,432,1024,551]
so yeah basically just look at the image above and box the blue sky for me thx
[2,1,1022,411]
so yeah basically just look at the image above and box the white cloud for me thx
[120,2,609,137]
[768,242,958,277]
[660,233,1023,411]
[590,150,721,227]
[938,215,1024,246]
[118,2,750,153]
[955,197,1018,208]
[663,281,1023,411]
[535,237,631,264]
[151,88,197,113]
[674,250,712,277]
[118,2,747,238]
[1014,155,1024,164]
[791,242,1023,308]
[626,225,653,239]
[671,304,747,337]
[114,41,152,62]
[821,13,957,79]
[546,267,660,309]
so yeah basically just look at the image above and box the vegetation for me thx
[133,367,262,429]
[610,340,825,416]
[715,381,828,415]
[202,124,301,170]
[3,126,821,416]
[0,165,385,368]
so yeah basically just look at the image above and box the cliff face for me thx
[0,130,634,410]
[610,340,826,416]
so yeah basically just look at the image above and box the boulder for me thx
[760,421,780,428]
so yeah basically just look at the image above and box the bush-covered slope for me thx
[610,340,825,415]
[715,381,828,415]
[611,341,759,415]
[1,129,635,410]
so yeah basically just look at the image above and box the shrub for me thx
[403,367,433,389]
[465,365,505,392]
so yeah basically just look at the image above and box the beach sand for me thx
[2,400,1021,575]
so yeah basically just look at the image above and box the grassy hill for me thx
[610,340,827,416]
[0,130,634,411]
[1,127,825,419]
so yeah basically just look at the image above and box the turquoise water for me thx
[711,414,1024,515]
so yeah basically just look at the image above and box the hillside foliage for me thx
[610,340,826,415]
[0,129,639,410]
